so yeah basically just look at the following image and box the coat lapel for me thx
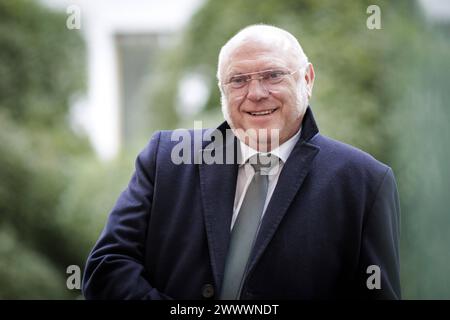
[199,124,238,290]
[246,107,321,275]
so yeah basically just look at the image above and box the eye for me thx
[262,71,285,83]
[229,75,249,88]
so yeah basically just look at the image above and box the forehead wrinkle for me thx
[225,64,289,79]
[223,46,295,78]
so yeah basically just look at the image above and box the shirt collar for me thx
[237,126,302,166]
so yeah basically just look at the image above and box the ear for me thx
[304,63,315,98]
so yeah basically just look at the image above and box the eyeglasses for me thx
[223,69,299,90]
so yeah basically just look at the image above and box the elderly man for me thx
[83,24,401,300]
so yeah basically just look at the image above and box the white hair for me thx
[217,24,311,126]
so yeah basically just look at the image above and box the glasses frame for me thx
[223,69,299,90]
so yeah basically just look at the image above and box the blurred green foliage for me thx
[0,0,85,298]
[386,26,450,298]
[0,0,83,125]
[0,0,135,298]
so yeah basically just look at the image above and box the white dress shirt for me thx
[231,127,302,230]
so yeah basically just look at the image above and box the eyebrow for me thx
[228,68,287,77]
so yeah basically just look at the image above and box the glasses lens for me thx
[229,75,249,89]
[227,70,289,90]
[263,71,285,85]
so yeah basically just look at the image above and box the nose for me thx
[246,78,269,101]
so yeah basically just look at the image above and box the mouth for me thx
[246,108,278,117]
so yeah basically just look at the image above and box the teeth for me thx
[250,109,275,116]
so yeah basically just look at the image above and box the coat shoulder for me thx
[311,134,391,178]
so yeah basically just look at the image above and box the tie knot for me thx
[248,154,279,174]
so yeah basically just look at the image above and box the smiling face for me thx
[220,40,309,151]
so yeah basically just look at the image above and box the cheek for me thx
[286,87,300,105]
[229,94,246,110]
[227,96,246,123]
[271,89,298,114]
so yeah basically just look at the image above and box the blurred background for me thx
[0,0,449,299]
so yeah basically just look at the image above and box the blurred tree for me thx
[386,25,450,298]
[0,0,158,299]
[0,0,83,126]
[0,0,90,298]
